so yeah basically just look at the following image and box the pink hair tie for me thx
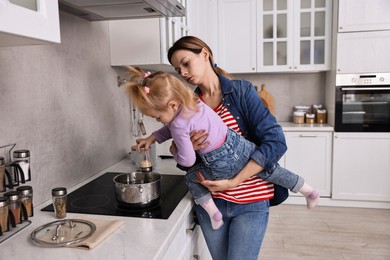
[144,71,151,78]
[144,86,150,94]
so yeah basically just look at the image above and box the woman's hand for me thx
[169,141,178,155]
[196,160,264,192]
[190,130,210,151]
[196,172,238,192]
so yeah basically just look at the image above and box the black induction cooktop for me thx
[41,172,188,219]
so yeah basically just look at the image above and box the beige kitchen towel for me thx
[70,217,124,250]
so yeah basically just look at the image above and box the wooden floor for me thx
[258,204,390,260]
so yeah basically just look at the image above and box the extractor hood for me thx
[59,0,186,21]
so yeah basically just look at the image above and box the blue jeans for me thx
[195,199,270,260]
[186,129,255,204]
[185,129,304,205]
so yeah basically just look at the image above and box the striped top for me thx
[211,102,274,204]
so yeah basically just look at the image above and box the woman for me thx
[166,36,296,260]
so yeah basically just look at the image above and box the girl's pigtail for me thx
[125,66,150,111]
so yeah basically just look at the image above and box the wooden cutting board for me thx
[256,84,275,115]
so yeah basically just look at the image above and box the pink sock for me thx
[306,190,319,209]
[299,183,320,209]
[201,199,224,230]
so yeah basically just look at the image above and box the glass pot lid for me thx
[31,219,96,247]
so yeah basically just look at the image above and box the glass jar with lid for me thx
[317,109,327,124]
[293,111,305,124]
[4,191,22,225]
[13,149,31,183]
[306,113,315,124]
[0,197,9,234]
[0,157,5,192]
[137,148,153,172]
[16,186,33,219]
[52,187,67,219]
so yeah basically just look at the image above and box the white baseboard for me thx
[285,195,390,209]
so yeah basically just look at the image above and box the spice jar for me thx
[306,113,315,124]
[137,148,153,172]
[52,187,67,219]
[13,149,31,183]
[0,157,5,192]
[4,191,22,225]
[16,186,33,219]
[317,109,327,124]
[293,111,305,124]
[0,197,9,233]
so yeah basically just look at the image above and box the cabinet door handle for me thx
[299,134,317,138]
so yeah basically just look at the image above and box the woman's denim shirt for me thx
[195,74,287,172]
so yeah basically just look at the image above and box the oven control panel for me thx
[336,73,390,86]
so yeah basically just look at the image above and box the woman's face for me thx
[170,49,210,86]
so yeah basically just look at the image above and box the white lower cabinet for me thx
[193,225,212,260]
[162,207,211,260]
[283,131,332,197]
[332,133,390,202]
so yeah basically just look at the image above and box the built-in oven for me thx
[335,73,390,132]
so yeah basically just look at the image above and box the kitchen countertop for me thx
[279,121,334,132]
[2,158,192,260]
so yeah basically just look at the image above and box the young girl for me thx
[125,66,319,230]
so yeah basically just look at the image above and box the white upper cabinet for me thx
[218,0,257,73]
[0,0,61,47]
[336,0,390,73]
[336,30,390,74]
[109,16,189,71]
[216,0,332,73]
[187,0,219,64]
[258,0,332,72]
[109,0,188,71]
[338,0,390,33]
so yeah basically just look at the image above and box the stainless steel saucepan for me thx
[113,172,161,208]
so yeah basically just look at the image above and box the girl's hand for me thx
[190,130,210,151]
[136,134,157,152]
[196,172,238,192]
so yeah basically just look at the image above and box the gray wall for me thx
[0,13,132,205]
[235,72,326,122]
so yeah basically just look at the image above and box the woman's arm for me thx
[197,159,264,191]
[190,129,265,191]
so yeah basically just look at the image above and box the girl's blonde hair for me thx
[125,66,199,114]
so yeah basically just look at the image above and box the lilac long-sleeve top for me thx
[153,101,228,167]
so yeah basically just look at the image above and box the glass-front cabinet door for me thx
[258,0,293,71]
[294,0,331,70]
[258,0,331,72]
[0,0,60,46]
